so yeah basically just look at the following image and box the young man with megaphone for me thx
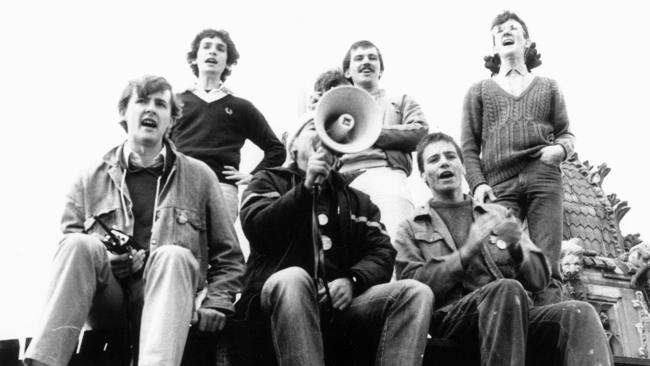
[232,114,433,366]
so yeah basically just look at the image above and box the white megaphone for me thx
[314,86,382,154]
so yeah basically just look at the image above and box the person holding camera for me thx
[394,132,612,366]
[233,114,432,366]
[24,75,245,366]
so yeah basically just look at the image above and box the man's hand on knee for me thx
[193,308,227,332]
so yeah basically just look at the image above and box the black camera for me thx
[92,215,135,255]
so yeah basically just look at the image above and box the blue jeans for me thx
[260,267,432,366]
[492,159,563,278]
[25,234,200,366]
[431,279,613,366]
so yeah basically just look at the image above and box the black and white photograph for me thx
[1,1,648,365]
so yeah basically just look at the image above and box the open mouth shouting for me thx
[204,57,218,65]
[501,36,515,46]
[438,171,455,180]
[141,116,158,129]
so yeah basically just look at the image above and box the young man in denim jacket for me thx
[394,132,612,366]
[25,75,245,366]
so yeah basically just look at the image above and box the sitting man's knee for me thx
[489,278,527,295]
[60,233,105,256]
[397,279,434,307]
[149,244,193,262]
[261,267,313,304]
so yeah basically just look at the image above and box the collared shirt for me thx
[188,83,232,103]
[493,64,535,97]
[122,143,167,170]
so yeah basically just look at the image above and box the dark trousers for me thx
[431,279,613,366]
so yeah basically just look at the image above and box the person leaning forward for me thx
[233,114,433,366]
[394,132,613,366]
[24,75,245,366]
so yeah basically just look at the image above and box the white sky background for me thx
[0,0,648,339]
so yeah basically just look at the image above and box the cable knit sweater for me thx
[461,76,575,191]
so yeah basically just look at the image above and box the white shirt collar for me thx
[122,142,167,169]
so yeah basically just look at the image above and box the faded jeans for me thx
[431,279,613,366]
[491,159,564,302]
[25,233,200,366]
[219,182,239,223]
[260,267,432,366]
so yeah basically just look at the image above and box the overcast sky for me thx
[1,0,648,338]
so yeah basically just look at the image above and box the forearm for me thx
[374,123,428,151]
[251,136,287,174]
[461,86,487,191]
[375,96,428,151]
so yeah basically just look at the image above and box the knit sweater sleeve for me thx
[549,79,575,159]
[244,101,287,174]
[460,82,487,192]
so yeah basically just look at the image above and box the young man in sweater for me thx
[234,115,432,366]
[461,11,574,303]
[170,29,286,220]
[24,75,245,366]
[394,132,612,366]
[336,40,429,243]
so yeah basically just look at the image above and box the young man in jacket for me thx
[235,114,433,366]
[394,132,612,365]
[336,40,429,243]
[25,75,245,366]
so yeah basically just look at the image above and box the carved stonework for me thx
[560,152,648,359]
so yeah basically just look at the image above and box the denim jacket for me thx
[60,140,245,313]
[394,201,550,310]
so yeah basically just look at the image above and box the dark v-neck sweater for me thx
[170,92,286,185]
[460,76,575,192]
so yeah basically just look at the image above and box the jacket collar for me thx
[103,137,179,169]
[413,195,478,251]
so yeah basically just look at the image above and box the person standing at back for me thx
[461,11,575,303]
[336,40,429,243]
[171,29,286,221]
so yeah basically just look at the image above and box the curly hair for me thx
[484,11,542,75]
[186,29,240,81]
[341,40,385,76]
[313,68,350,93]
[491,11,530,40]
[117,75,182,131]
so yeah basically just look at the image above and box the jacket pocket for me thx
[413,231,449,260]
[83,207,121,235]
[173,208,205,253]
[154,207,205,259]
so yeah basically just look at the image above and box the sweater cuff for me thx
[556,141,573,161]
